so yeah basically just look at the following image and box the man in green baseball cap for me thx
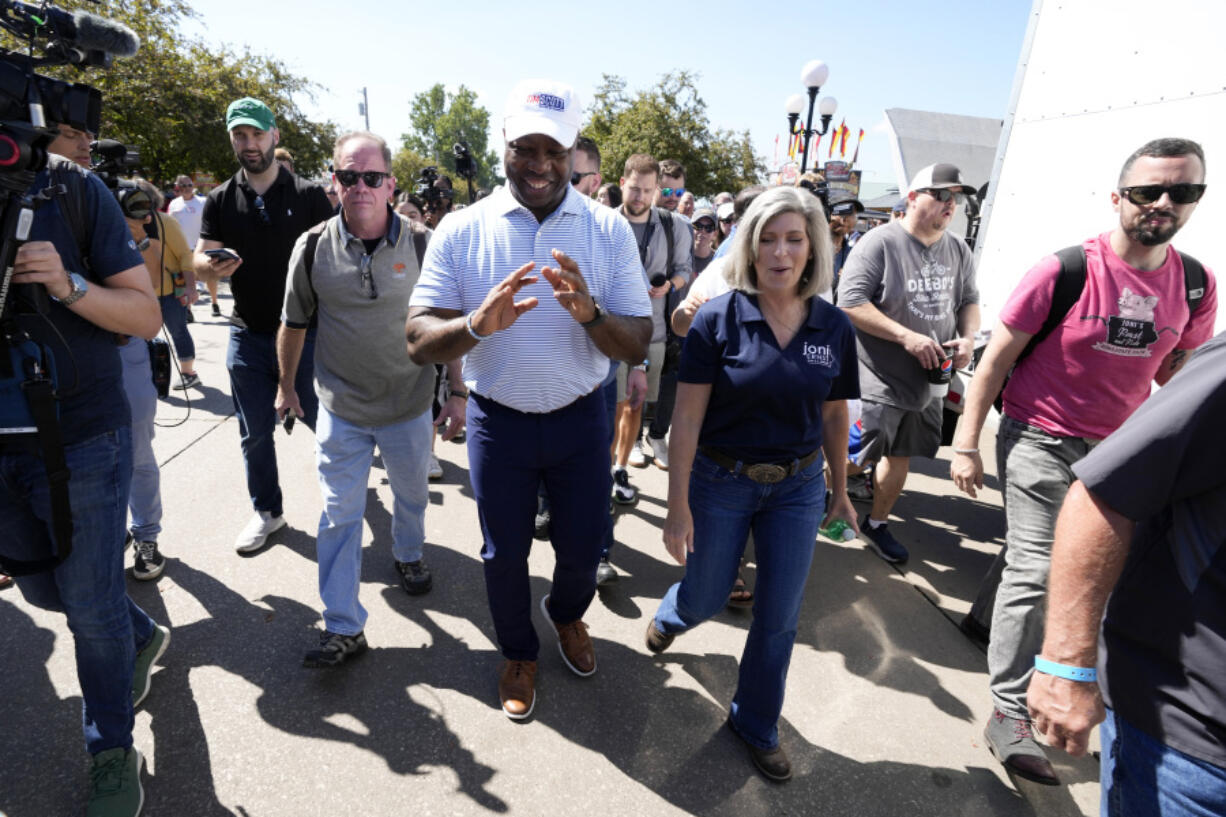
[225,97,277,132]
[194,95,333,555]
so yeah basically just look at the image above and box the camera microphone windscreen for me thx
[71,11,140,58]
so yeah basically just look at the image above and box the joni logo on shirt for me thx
[803,342,834,368]
[1088,287,1167,357]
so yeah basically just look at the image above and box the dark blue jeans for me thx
[1101,706,1226,817]
[159,293,195,361]
[1,426,156,755]
[653,451,825,750]
[226,326,317,516]
[468,390,611,660]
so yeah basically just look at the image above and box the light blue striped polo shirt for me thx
[410,184,652,413]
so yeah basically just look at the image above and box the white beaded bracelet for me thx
[953,448,979,455]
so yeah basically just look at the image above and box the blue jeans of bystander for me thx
[227,326,317,517]
[120,338,160,542]
[1100,706,1226,817]
[0,426,156,755]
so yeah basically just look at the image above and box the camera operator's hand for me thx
[12,241,73,300]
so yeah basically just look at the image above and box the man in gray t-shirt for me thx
[836,163,980,564]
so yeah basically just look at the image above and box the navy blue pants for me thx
[468,390,611,661]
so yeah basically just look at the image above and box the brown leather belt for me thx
[698,446,822,484]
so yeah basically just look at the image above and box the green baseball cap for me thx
[226,97,276,132]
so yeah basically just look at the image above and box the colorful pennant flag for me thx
[851,128,866,165]
[828,121,838,158]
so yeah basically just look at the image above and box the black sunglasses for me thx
[693,220,717,233]
[253,194,270,225]
[918,188,966,204]
[335,170,390,189]
[719,216,734,225]
[571,171,596,186]
[1119,183,1206,206]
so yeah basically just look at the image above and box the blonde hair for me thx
[723,186,832,299]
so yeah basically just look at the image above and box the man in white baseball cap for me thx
[835,162,981,565]
[406,78,652,720]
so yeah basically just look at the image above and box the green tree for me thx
[391,146,433,197]
[583,71,764,197]
[401,83,502,194]
[2,0,337,185]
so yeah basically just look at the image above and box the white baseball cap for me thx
[503,79,582,148]
[907,162,977,195]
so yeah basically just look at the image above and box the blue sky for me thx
[184,0,1033,191]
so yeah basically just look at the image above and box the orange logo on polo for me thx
[393,263,405,271]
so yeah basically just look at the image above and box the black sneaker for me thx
[395,559,433,596]
[211,303,221,317]
[303,630,367,668]
[174,372,200,390]
[596,558,618,585]
[861,516,909,564]
[533,506,550,541]
[612,467,637,505]
[131,538,165,581]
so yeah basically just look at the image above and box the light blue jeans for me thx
[1101,707,1226,816]
[653,451,826,750]
[119,338,161,542]
[314,405,431,635]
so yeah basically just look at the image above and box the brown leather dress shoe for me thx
[645,619,675,654]
[540,595,596,676]
[499,660,537,720]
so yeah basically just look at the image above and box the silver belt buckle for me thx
[744,463,787,484]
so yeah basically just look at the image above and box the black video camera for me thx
[414,165,442,207]
[452,141,476,181]
[798,178,830,217]
[90,138,149,220]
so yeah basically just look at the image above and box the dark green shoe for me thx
[87,747,144,816]
[132,625,169,708]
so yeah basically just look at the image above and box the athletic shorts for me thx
[853,398,942,465]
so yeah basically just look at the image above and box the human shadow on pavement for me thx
[0,599,90,816]
[124,556,509,814]
[157,381,235,419]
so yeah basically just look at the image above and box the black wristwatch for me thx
[581,299,606,329]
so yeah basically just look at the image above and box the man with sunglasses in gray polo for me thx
[278,132,465,667]
[837,163,981,565]
[949,138,1216,786]
[195,97,333,555]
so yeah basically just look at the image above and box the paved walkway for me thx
[0,293,1100,816]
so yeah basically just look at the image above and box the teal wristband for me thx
[1034,656,1097,683]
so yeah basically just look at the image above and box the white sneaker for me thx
[627,441,648,468]
[234,511,286,553]
[427,454,444,481]
[646,435,669,470]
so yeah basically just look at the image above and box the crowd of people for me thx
[0,74,1222,817]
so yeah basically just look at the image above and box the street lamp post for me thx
[784,60,838,174]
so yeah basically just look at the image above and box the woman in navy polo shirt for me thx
[646,186,860,781]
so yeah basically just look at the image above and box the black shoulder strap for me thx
[1178,251,1205,313]
[658,209,676,276]
[1016,245,1087,364]
[413,229,428,268]
[302,220,328,289]
[47,157,90,268]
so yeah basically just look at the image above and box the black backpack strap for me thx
[302,220,328,291]
[1016,245,1088,364]
[1178,251,1206,313]
[658,210,679,342]
[413,229,428,268]
[47,156,90,270]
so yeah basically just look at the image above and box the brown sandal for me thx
[727,574,754,609]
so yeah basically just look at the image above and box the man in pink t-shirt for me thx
[950,138,1216,786]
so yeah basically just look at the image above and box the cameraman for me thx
[2,125,164,812]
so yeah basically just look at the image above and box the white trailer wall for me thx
[974,0,1226,332]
